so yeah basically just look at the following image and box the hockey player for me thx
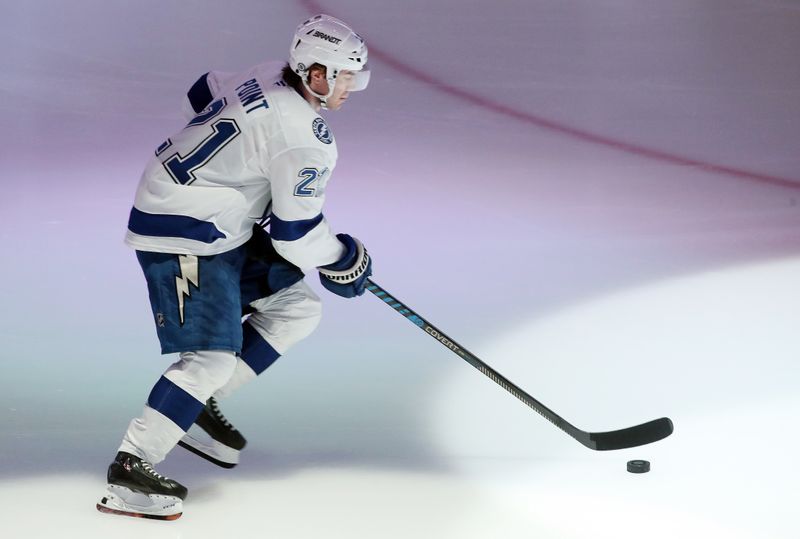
[96,14,372,520]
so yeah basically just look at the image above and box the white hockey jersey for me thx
[124,62,346,270]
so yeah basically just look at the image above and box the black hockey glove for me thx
[318,234,372,298]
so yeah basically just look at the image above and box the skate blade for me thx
[96,485,182,520]
[178,430,240,469]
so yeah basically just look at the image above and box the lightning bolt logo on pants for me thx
[175,255,199,326]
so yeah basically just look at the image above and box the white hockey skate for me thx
[96,451,186,521]
[178,397,246,469]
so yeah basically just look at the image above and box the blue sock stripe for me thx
[399,309,410,315]
[241,321,281,375]
[147,376,204,431]
[374,290,386,296]
[391,302,402,309]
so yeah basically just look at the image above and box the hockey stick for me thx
[365,279,673,451]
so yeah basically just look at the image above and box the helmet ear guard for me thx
[288,14,370,107]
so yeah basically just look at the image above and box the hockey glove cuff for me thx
[318,234,372,298]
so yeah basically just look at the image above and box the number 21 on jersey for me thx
[156,98,241,185]
[294,167,330,197]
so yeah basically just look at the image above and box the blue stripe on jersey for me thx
[240,321,281,375]
[128,207,226,244]
[187,72,213,113]
[147,376,204,431]
[269,213,324,241]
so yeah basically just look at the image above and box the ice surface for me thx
[1,1,798,537]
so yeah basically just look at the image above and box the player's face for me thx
[325,70,356,111]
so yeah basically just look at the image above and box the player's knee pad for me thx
[164,349,238,400]
[283,288,323,340]
[247,281,322,354]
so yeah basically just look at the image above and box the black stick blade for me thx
[588,417,674,451]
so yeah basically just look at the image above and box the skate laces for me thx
[208,397,233,430]
[141,460,165,480]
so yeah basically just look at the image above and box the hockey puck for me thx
[627,460,650,473]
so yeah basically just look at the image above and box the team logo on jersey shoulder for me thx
[312,117,333,144]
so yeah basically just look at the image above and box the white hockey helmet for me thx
[289,14,370,107]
